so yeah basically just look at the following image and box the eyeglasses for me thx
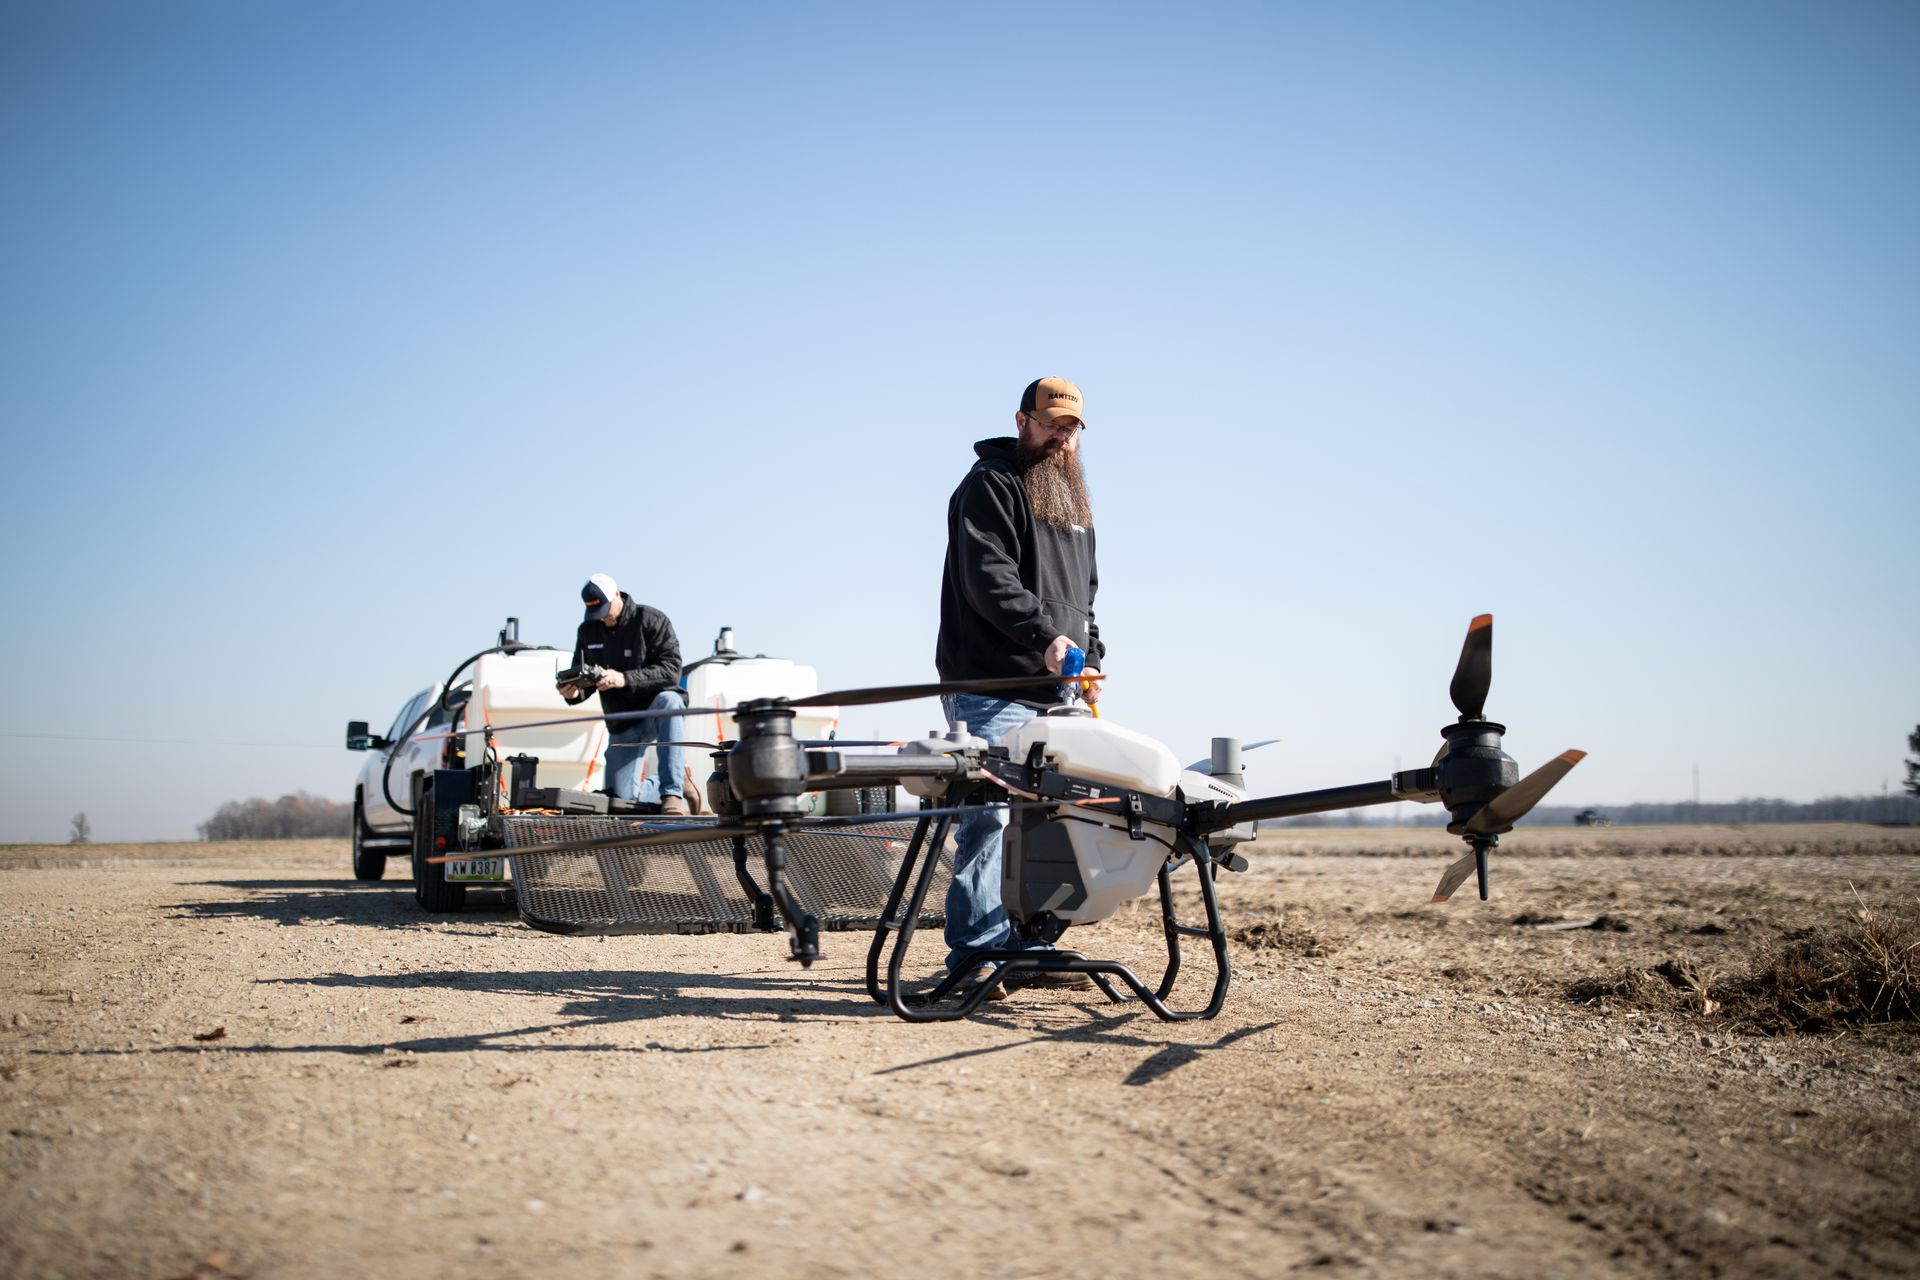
[1025,414,1083,434]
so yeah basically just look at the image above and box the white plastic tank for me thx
[683,654,838,744]
[462,650,608,799]
[1004,713,1182,797]
[683,647,842,812]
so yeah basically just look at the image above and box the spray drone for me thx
[424,614,1583,1022]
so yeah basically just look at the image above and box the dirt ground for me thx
[2,824,1916,1279]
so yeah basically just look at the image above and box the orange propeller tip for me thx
[1561,749,1587,764]
[1468,614,1492,631]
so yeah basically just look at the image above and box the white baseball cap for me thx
[581,573,619,621]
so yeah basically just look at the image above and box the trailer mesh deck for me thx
[502,816,952,937]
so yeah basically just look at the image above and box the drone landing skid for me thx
[865,801,1231,1023]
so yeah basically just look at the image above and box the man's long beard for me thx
[1018,440,1094,530]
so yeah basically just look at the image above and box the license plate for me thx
[443,856,505,883]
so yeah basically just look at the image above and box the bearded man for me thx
[933,376,1105,992]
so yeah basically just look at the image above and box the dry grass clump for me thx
[1711,901,1918,1033]
[1231,916,1337,957]
[1566,959,1709,1014]
[1563,900,1918,1034]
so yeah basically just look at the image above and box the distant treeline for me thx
[198,791,352,841]
[1272,794,1920,828]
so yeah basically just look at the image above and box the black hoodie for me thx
[572,593,682,722]
[935,437,1104,695]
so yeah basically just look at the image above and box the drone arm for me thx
[1198,768,1440,833]
[805,754,979,789]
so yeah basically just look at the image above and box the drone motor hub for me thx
[1435,719,1521,832]
[728,700,810,819]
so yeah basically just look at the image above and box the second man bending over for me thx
[563,573,691,816]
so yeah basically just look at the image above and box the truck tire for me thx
[411,774,467,912]
[351,790,386,882]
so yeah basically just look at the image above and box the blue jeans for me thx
[940,692,1045,976]
[605,689,687,805]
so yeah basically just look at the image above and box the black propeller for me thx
[414,672,1100,745]
[1427,614,1585,903]
[1460,749,1587,838]
[427,798,1073,864]
[1448,613,1493,721]
[788,672,1104,709]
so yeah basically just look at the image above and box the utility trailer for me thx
[350,621,952,936]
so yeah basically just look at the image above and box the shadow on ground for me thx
[164,879,515,928]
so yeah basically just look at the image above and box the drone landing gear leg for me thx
[1140,839,1232,1019]
[869,815,1231,1022]
[865,807,950,1005]
[730,835,777,932]
[870,798,993,1020]
[760,824,820,966]
[1050,837,1230,1022]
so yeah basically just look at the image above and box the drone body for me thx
[424,615,1584,1023]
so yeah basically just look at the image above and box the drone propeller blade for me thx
[790,672,1103,709]
[1463,749,1587,835]
[1431,850,1479,903]
[416,676,1103,745]
[1448,614,1493,720]
[413,701,701,744]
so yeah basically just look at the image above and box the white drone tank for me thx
[1003,712,1182,797]
[1001,712,1186,926]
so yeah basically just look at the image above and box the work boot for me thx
[681,767,705,816]
[660,794,691,818]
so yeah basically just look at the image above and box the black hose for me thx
[381,640,561,818]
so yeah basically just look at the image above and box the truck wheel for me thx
[351,791,386,881]
[411,774,466,912]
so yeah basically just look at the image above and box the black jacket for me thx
[572,594,682,720]
[935,438,1104,696]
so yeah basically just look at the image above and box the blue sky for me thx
[2,1,1915,841]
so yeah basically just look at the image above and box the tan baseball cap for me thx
[1020,376,1086,425]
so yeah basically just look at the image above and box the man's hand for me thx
[597,670,627,691]
[1043,633,1102,704]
